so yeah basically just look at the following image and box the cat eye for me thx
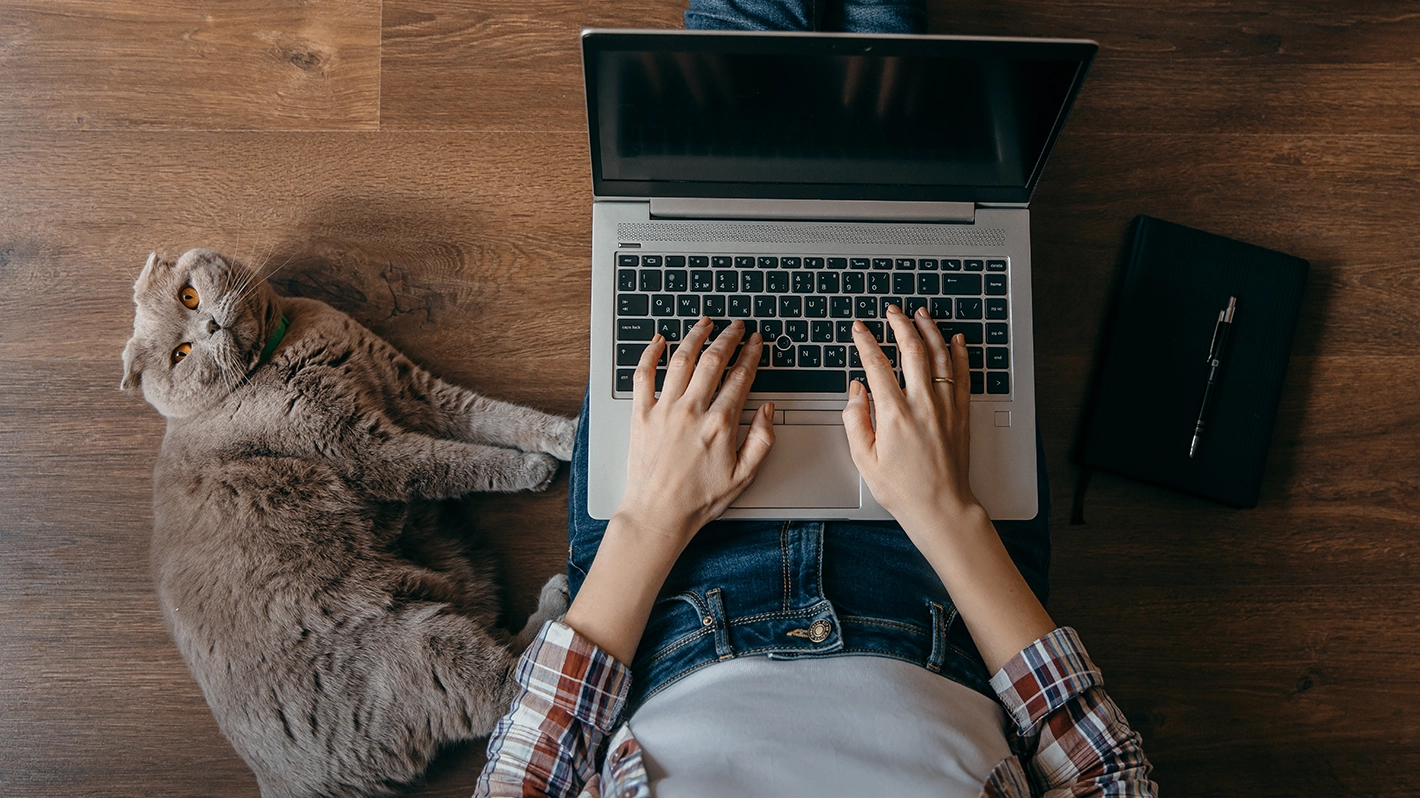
[173,343,192,364]
[179,285,200,310]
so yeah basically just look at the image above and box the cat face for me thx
[121,249,278,418]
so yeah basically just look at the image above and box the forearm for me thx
[563,514,686,665]
[907,505,1057,673]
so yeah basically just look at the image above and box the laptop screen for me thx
[583,32,1096,204]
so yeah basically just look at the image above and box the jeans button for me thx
[702,616,713,627]
[808,619,832,643]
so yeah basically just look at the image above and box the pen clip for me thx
[1206,310,1226,363]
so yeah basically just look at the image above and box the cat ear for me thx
[120,338,144,396]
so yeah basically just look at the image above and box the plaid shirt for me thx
[476,622,1155,798]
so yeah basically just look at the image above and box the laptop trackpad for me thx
[732,423,860,509]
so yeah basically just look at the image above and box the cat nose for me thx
[207,319,221,335]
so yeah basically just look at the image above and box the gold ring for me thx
[933,377,954,384]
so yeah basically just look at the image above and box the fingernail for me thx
[698,317,711,327]
[652,333,663,344]
[955,333,964,344]
[731,319,743,328]
[853,320,867,332]
[916,307,928,318]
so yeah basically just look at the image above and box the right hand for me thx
[616,318,776,549]
[842,305,986,537]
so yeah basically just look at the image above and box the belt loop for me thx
[927,600,956,673]
[707,588,734,660]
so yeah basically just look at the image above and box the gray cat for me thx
[120,248,577,797]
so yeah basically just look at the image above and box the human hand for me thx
[616,318,776,550]
[842,305,985,537]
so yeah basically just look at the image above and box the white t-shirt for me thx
[628,654,1012,798]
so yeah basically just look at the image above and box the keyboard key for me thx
[962,346,983,370]
[864,321,885,342]
[682,319,706,339]
[987,372,1010,394]
[848,346,862,368]
[692,270,715,291]
[786,321,808,342]
[854,297,878,318]
[767,272,789,293]
[690,256,709,267]
[741,271,764,292]
[830,297,853,318]
[779,296,802,317]
[985,274,1007,295]
[753,296,777,317]
[804,296,827,317]
[657,319,682,340]
[964,259,984,271]
[956,298,983,319]
[651,294,675,316]
[986,259,1007,271]
[817,272,840,293]
[843,273,865,293]
[760,320,783,338]
[987,323,1008,344]
[618,254,640,267]
[710,318,732,338]
[616,368,635,392]
[942,259,962,271]
[782,257,801,268]
[835,321,855,342]
[665,270,688,291]
[712,255,732,268]
[811,321,833,342]
[941,274,982,295]
[795,344,821,368]
[895,258,915,270]
[639,270,662,291]
[642,255,663,267]
[618,269,637,291]
[986,298,1008,319]
[969,371,984,394]
[937,322,984,344]
[850,257,870,269]
[918,259,938,271]
[759,256,779,269]
[750,370,846,393]
[805,257,825,269]
[716,271,738,292]
[828,257,848,269]
[904,297,927,316]
[930,298,953,319]
[665,255,686,267]
[986,347,1009,369]
[792,272,815,293]
[849,370,866,385]
[760,347,770,366]
[741,320,758,337]
[677,295,701,316]
[868,273,890,294]
[618,294,649,316]
[617,318,655,340]
[824,345,846,367]
[893,273,915,294]
[728,295,752,317]
[917,273,940,294]
[703,295,726,317]
[881,345,898,368]
[872,258,893,270]
[735,256,755,268]
[616,343,647,365]
[880,297,903,317]
[772,347,795,367]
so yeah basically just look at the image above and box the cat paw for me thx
[523,452,559,492]
[545,416,577,462]
[535,574,571,620]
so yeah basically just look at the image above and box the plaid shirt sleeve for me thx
[986,627,1157,798]
[475,621,647,798]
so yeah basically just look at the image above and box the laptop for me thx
[582,30,1097,521]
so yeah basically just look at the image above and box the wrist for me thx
[610,503,698,553]
[900,500,996,568]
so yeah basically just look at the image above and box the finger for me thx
[632,334,666,416]
[915,307,954,405]
[733,401,777,486]
[710,332,764,418]
[685,320,744,409]
[659,318,713,402]
[840,378,877,470]
[950,332,971,411]
[885,305,930,404]
[851,320,903,409]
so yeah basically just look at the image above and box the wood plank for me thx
[0,0,381,130]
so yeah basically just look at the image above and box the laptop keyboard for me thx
[614,253,1011,398]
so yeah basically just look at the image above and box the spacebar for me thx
[749,370,846,393]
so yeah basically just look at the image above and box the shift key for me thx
[617,318,655,340]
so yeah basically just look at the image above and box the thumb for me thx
[841,379,876,468]
[734,402,777,484]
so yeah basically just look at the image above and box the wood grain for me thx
[1,1,1419,796]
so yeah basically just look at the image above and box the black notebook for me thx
[1076,216,1309,509]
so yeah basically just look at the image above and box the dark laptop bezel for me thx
[581,30,1097,205]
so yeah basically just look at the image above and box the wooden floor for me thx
[2,1,1417,795]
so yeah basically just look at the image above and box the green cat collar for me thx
[258,315,289,366]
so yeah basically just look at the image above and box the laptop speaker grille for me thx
[617,222,1006,248]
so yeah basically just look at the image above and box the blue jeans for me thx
[686,0,928,33]
[566,392,1051,709]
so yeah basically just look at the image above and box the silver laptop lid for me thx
[581,30,1096,205]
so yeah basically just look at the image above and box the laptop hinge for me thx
[649,198,976,224]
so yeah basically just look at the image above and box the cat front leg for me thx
[362,433,558,500]
[422,380,577,461]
